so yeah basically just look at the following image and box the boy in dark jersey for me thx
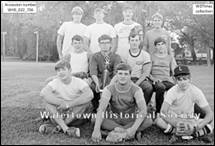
[91,63,153,142]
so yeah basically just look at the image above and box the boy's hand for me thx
[126,127,136,139]
[57,101,69,110]
[95,83,101,93]
[92,129,102,142]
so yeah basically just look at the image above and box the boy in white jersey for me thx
[39,60,93,137]
[114,5,141,61]
[84,8,116,54]
[155,65,214,143]
[125,32,154,105]
[64,35,90,80]
[45,35,91,84]
[57,6,87,59]
[91,63,153,143]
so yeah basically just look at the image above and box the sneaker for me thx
[39,123,56,134]
[65,127,80,138]
[106,130,127,143]
[198,136,212,143]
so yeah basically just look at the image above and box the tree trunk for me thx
[190,39,196,64]
[205,42,211,66]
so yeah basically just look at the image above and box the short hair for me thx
[94,8,104,14]
[130,25,143,36]
[122,4,133,12]
[116,63,132,74]
[154,37,166,46]
[152,12,163,21]
[71,6,84,15]
[128,31,141,41]
[54,60,71,71]
[72,35,83,42]
[98,34,112,43]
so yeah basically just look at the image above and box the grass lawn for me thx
[1,62,214,145]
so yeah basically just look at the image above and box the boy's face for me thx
[94,11,104,20]
[117,70,131,85]
[123,9,133,20]
[72,12,83,22]
[72,40,83,51]
[56,67,71,81]
[153,17,163,28]
[129,35,140,49]
[99,39,111,52]
[155,42,167,53]
[175,75,191,91]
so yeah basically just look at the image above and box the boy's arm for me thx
[83,36,92,53]
[143,32,148,52]
[56,34,64,59]
[89,55,100,92]
[170,56,177,76]
[67,86,93,108]
[112,35,118,53]
[40,85,65,106]
[167,35,172,56]
[197,105,214,130]
[160,102,183,127]
[112,37,117,53]
[93,88,111,132]
[136,62,152,85]
[127,89,147,137]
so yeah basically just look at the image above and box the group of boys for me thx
[39,5,214,144]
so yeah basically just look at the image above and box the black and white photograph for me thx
[1,1,214,145]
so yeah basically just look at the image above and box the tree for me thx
[1,1,213,64]
[157,1,214,66]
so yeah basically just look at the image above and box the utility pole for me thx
[34,31,39,63]
[2,32,7,61]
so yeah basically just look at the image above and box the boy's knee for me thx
[154,117,166,127]
[154,82,166,91]
[145,118,153,127]
[140,81,153,91]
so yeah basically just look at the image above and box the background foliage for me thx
[1,1,214,64]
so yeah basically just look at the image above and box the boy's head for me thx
[154,37,167,53]
[72,35,84,51]
[116,63,132,85]
[128,32,141,49]
[174,65,191,91]
[94,8,105,20]
[71,6,83,22]
[130,25,143,41]
[152,12,163,28]
[55,60,71,80]
[98,34,112,52]
[122,5,134,20]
